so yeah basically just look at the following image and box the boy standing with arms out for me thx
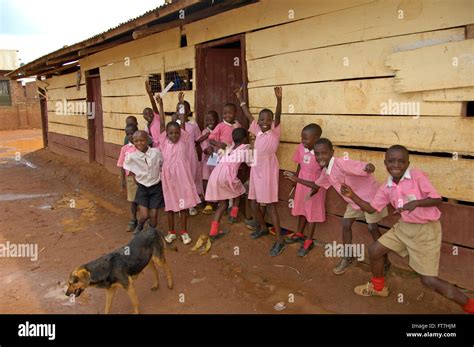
[341,145,473,313]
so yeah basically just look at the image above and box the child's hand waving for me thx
[145,80,152,94]
[364,163,375,173]
[340,183,354,198]
[274,86,282,100]
[178,91,185,103]
[234,88,244,102]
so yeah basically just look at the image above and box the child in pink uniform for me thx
[237,86,285,257]
[205,128,250,241]
[286,124,326,257]
[208,103,241,149]
[144,81,162,148]
[285,138,389,274]
[117,123,139,232]
[158,96,201,245]
[341,145,474,314]
[196,111,219,215]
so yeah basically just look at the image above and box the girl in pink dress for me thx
[196,111,220,215]
[205,128,249,241]
[286,124,326,257]
[157,95,201,245]
[236,86,285,257]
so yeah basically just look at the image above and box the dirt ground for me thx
[0,129,467,314]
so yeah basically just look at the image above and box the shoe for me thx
[164,232,177,243]
[181,232,192,245]
[245,218,258,231]
[202,204,214,215]
[189,207,198,216]
[250,227,269,240]
[332,257,355,275]
[269,241,286,257]
[297,241,314,257]
[227,215,239,224]
[126,220,138,232]
[354,282,389,297]
[209,230,229,242]
[286,233,305,244]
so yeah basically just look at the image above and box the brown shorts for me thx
[126,175,138,202]
[343,204,388,224]
[378,220,442,276]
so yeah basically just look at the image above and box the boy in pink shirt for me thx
[237,86,285,257]
[117,124,138,232]
[341,145,474,314]
[285,138,388,274]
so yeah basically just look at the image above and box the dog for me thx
[66,227,174,314]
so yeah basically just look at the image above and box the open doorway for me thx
[86,69,105,165]
[196,34,249,129]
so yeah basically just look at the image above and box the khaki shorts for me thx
[126,175,138,202]
[343,204,388,224]
[378,220,441,276]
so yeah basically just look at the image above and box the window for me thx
[147,69,193,94]
[148,74,162,93]
[0,80,11,106]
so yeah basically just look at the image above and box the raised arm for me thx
[274,86,282,127]
[235,87,254,124]
[340,183,377,214]
[155,94,165,133]
[283,171,320,191]
[145,81,159,114]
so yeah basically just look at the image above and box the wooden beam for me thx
[78,35,133,56]
[46,53,79,65]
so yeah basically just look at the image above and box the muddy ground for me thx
[0,129,467,314]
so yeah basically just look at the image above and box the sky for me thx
[0,0,165,66]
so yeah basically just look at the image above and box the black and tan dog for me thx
[66,227,174,314]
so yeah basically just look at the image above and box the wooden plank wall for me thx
[242,0,474,289]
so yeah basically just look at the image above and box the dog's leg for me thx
[105,287,117,314]
[147,260,160,291]
[153,255,173,289]
[126,276,140,314]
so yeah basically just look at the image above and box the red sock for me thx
[371,277,385,292]
[230,206,239,218]
[168,230,176,234]
[180,230,188,235]
[463,298,474,314]
[303,239,313,249]
[209,221,219,236]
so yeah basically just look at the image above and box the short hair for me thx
[166,121,180,131]
[133,130,148,139]
[125,124,138,133]
[259,108,274,118]
[302,123,322,137]
[387,144,409,158]
[232,127,248,142]
[224,103,237,112]
[315,138,333,150]
[126,115,138,124]
[207,110,219,120]
[143,107,153,114]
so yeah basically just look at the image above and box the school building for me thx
[6,0,474,289]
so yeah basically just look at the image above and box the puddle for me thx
[0,130,43,159]
[0,193,55,202]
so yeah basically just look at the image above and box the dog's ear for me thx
[76,268,91,285]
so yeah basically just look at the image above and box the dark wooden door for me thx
[39,89,48,147]
[202,48,245,126]
[87,76,105,165]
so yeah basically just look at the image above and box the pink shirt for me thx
[208,121,241,146]
[315,156,380,210]
[185,120,201,143]
[145,112,161,148]
[117,143,138,176]
[371,168,441,224]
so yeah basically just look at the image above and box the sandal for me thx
[126,220,138,232]
[354,282,389,297]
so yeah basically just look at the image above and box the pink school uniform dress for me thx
[315,157,380,211]
[159,129,201,212]
[205,144,249,201]
[291,143,326,222]
[184,120,204,196]
[248,120,280,204]
[200,127,215,180]
[208,121,241,146]
[145,112,161,148]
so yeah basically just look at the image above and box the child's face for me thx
[384,150,410,180]
[314,143,334,168]
[143,109,154,124]
[258,111,273,132]
[133,133,148,152]
[301,130,319,150]
[167,125,181,143]
[206,113,218,130]
[126,129,135,143]
[223,106,236,123]
[126,119,138,127]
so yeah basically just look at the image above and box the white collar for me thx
[326,157,335,174]
[303,147,314,155]
[223,120,237,127]
[387,168,411,187]
[127,142,134,147]
[137,147,152,158]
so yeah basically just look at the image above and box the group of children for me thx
[116,82,473,313]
